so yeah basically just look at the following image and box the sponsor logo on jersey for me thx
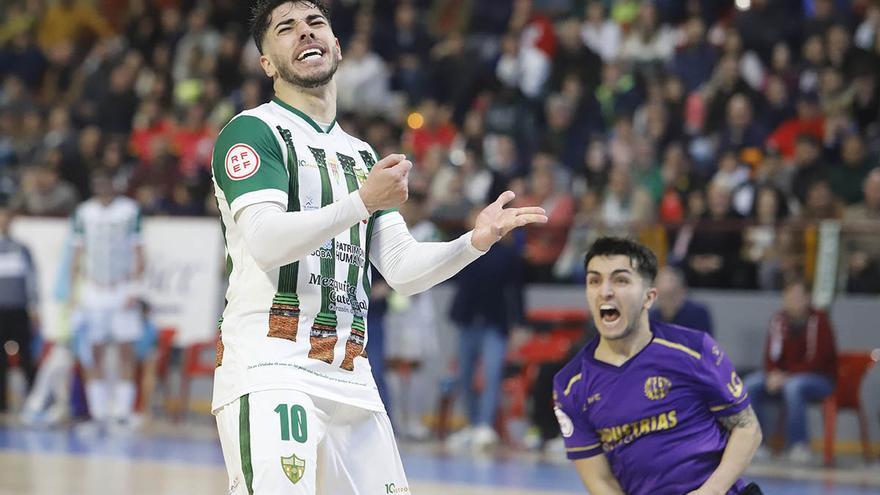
[225,143,260,180]
[281,453,306,484]
[599,410,679,451]
[712,345,723,366]
[727,371,744,398]
[384,482,410,494]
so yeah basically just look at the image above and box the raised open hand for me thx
[471,191,548,252]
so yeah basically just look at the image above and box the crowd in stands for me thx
[1,0,880,291]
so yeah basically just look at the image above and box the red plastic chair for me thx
[135,327,176,414]
[495,308,588,444]
[178,337,218,419]
[822,350,878,466]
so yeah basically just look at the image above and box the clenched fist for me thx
[358,153,412,214]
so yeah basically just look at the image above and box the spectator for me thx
[598,165,653,235]
[0,205,38,413]
[37,0,114,54]
[842,168,880,293]
[744,277,837,463]
[619,1,676,71]
[829,133,874,205]
[669,16,716,93]
[650,265,714,334]
[447,208,525,451]
[549,17,602,94]
[743,186,789,290]
[683,180,748,288]
[10,164,79,217]
[580,0,621,63]
[790,134,826,205]
[384,191,441,440]
[703,54,765,134]
[767,92,825,161]
[0,27,48,88]
[801,178,843,220]
[336,33,393,117]
[521,167,575,281]
[716,93,768,161]
[171,7,220,83]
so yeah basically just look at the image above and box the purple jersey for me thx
[553,321,750,495]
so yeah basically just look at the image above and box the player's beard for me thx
[277,46,341,89]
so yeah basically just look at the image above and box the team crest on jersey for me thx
[281,454,306,484]
[225,143,260,180]
[644,376,672,401]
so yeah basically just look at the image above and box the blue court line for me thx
[0,428,877,494]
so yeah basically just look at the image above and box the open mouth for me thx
[599,304,621,324]
[296,48,324,62]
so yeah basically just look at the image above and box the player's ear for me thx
[643,286,658,310]
[335,37,342,61]
[260,54,276,79]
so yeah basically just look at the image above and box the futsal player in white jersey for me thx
[71,168,145,427]
[210,1,548,493]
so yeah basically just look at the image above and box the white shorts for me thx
[216,389,410,495]
[80,282,142,344]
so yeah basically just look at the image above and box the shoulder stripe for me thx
[709,393,750,412]
[652,338,701,360]
[563,373,582,396]
[567,443,601,452]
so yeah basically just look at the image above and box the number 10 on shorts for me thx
[274,404,308,442]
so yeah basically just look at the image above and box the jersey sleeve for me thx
[553,374,603,460]
[694,333,751,417]
[212,115,288,216]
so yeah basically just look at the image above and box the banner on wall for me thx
[12,217,224,345]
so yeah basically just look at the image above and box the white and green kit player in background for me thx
[70,168,145,428]
[211,1,548,493]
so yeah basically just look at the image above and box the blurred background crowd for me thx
[2,0,880,291]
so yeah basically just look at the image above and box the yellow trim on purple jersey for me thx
[567,443,601,452]
[652,338,701,360]
[564,373,583,396]
[709,393,750,412]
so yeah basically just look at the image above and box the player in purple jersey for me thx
[553,237,763,495]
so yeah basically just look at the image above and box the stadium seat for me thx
[822,350,878,466]
[496,308,588,445]
[178,338,218,419]
[135,327,176,414]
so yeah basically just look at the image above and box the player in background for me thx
[70,168,145,429]
[210,1,548,494]
[553,237,763,495]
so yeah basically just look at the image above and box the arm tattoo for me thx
[718,405,758,431]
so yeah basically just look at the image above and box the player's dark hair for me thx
[584,237,658,284]
[250,0,331,54]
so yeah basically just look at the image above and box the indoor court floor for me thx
[0,418,878,495]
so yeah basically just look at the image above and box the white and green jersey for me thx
[72,197,142,286]
[211,98,391,413]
